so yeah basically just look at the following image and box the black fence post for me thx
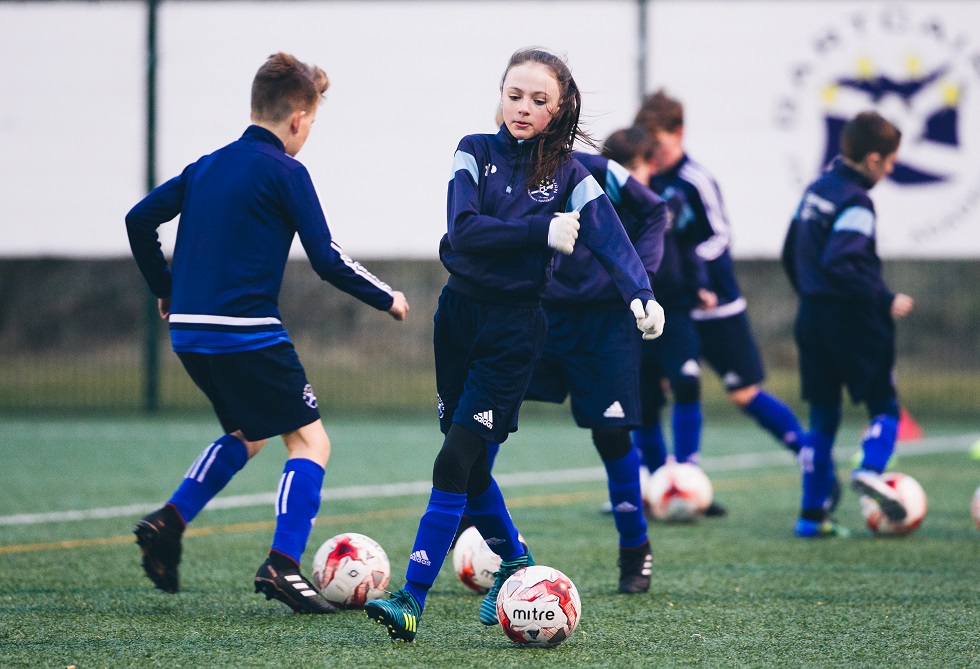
[143,0,160,412]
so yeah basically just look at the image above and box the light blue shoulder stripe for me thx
[604,160,630,206]
[452,150,479,184]
[833,206,875,237]
[568,174,604,212]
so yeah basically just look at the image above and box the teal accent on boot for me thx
[478,550,534,626]
[364,588,422,642]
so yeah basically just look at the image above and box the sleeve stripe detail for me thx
[606,160,631,188]
[452,150,479,184]
[833,206,875,237]
[568,174,604,212]
[330,241,394,295]
[680,162,730,261]
[169,314,282,326]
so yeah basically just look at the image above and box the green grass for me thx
[1,411,978,668]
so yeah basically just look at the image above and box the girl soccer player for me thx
[364,48,665,642]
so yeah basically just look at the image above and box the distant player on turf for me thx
[782,110,913,538]
[125,52,409,612]
[482,125,667,595]
[633,90,809,516]
[364,48,664,643]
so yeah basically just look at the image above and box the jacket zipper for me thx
[505,140,524,194]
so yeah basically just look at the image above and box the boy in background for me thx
[782,110,913,537]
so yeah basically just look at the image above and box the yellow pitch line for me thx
[0,490,608,555]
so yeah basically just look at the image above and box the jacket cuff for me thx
[527,214,552,248]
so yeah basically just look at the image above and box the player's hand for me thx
[547,211,580,255]
[158,297,171,319]
[891,293,913,320]
[697,289,718,310]
[631,298,665,340]
[388,291,409,321]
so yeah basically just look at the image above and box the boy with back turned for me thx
[782,110,913,537]
[126,52,408,611]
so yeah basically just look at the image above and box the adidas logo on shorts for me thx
[409,550,431,566]
[603,401,625,418]
[473,410,494,429]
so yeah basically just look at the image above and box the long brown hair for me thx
[500,48,596,188]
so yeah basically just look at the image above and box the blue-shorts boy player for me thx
[125,52,409,611]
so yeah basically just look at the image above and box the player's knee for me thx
[866,396,899,420]
[671,377,700,405]
[591,427,631,462]
[433,424,485,494]
[728,384,759,408]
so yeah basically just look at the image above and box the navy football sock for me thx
[604,447,648,548]
[465,478,524,560]
[631,423,668,471]
[743,391,804,453]
[270,458,324,565]
[673,402,702,464]
[404,488,467,610]
[168,434,249,524]
[799,429,836,515]
[860,414,898,473]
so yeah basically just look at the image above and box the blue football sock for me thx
[743,390,804,453]
[631,423,668,471]
[465,478,524,560]
[270,458,324,565]
[673,401,702,464]
[486,442,500,471]
[799,430,835,515]
[860,414,898,473]
[603,447,648,548]
[168,434,249,524]
[404,488,467,610]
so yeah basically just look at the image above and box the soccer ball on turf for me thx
[971,485,980,529]
[496,565,582,648]
[452,525,501,593]
[311,532,390,608]
[858,473,927,536]
[645,461,713,521]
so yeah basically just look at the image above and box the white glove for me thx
[547,211,580,255]
[630,298,665,340]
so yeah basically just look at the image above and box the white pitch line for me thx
[1,433,975,527]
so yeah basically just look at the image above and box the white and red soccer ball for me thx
[311,532,390,608]
[645,461,713,521]
[452,525,501,593]
[858,473,927,536]
[496,565,582,648]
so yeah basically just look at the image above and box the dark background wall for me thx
[1,258,977,419]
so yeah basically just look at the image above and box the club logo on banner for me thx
[774,3,980,256]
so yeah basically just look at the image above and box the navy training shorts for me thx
[433,287,547,444]
[638,309,701,424]
[795,296,896,405]
[525,307,642,429]
[695,310,765,391]
[177,341,321,442]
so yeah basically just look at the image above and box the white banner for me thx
[1,1,978,258]
[648,0,980,258]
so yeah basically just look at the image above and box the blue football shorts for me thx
[177,341,321,442]
[795,296,896,405]
[433,287,547,444]
[695,310,765,391]
[525,307,641,429]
